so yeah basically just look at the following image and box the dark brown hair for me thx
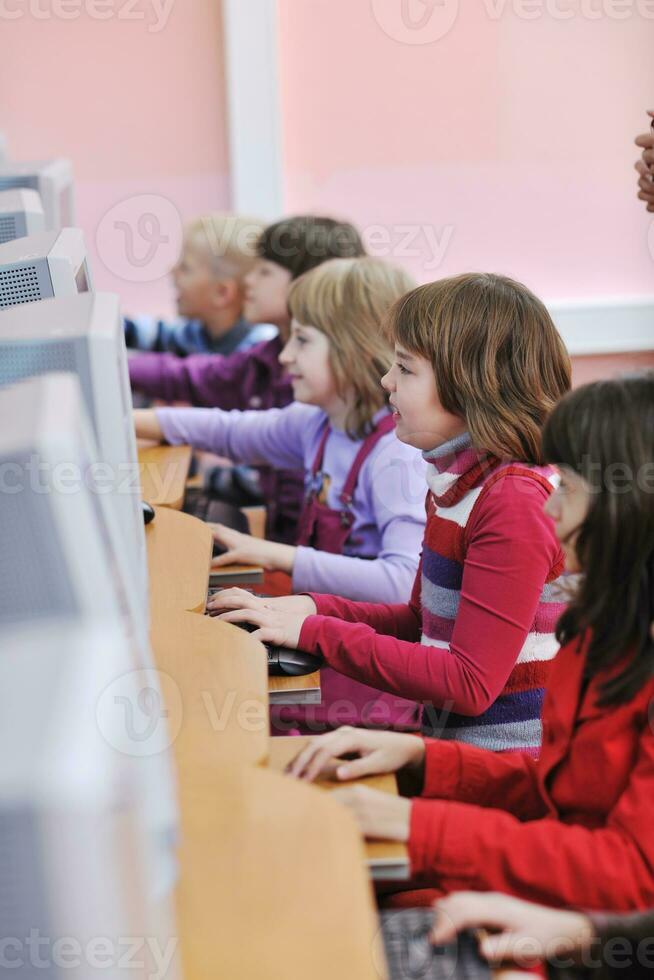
[257,216,365,280]
[542,374,654,705]
[386,273,571,463]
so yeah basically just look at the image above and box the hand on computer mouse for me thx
[207,588,317,619]
[208,587,309,649]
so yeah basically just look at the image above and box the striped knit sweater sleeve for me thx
[299,467,564,750]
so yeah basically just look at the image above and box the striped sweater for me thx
[419,432,566,751]
[300,432,567,753]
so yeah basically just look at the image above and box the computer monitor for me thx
[0,228,91,309]
[0,188,45,244]
[0,132,7,161]
[0,620,180,980]
[0,158,74,230]
[0,292,148,613]
[0,374,179,910]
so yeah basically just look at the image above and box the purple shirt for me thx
[129,337,302,543]
[156,402,427,603]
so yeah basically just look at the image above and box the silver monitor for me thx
[0,374,179,914]
[0,158,74,230]
[0,620,180,980]
[0,188,45,244]
[0,292,148,614]
[0,228,91,309]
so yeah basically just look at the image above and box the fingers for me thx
[635,134,654,150]
[430,893,495,944]
[206,588,262,612]
[286,727,362,780]
[335,752,384,781]
[211,550,243,568]
[217,607,271,627]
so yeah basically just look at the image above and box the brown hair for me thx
[386,272,571,463]
[258,215,365,280]
[543,374,654,705]
[288,257,415,438]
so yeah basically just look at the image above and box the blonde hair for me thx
[186,213,265,279]
[387,272,571,463]
[288,257,415,438]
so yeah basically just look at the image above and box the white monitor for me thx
[0,620,180,980]
[0,292,148,613]
[0,132,7,161]
[0,228,91,309]
[0,158,74,230]
[0,372,147,645]
[0,188,45,244]
[0,374,179,911]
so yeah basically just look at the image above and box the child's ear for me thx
[213,277,241,309]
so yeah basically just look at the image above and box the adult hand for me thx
[331,784,412,841]
[635,111,654,212]
[286,725,426,782]
[206,586,310,648]
[431,892,594,965]
[210,523,296,573]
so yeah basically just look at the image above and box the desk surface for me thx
[147,506,320,704]
[138,444,192,510]
[146,508,386,980]
[267,736,409,877]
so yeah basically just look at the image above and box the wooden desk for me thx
[146,509,387,980]
[267,737,409,880]
[139,444,192,510]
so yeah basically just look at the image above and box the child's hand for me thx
[331,785,412,842]
[134,409,164,441]
[635,111,654,212]
[206,587,309,649]
[431,892,594,964]
[286,725,426,782]
[209,523,296,573]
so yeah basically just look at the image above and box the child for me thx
[210,273,571,747]
[124,213,275,356]
[287,374,654,914]
[129,215,365,543]
[134,256,424,603]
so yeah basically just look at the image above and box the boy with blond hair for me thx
[124,213,275,356]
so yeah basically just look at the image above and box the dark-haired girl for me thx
[287,374,654,913]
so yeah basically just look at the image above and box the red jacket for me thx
[408,631,654,911]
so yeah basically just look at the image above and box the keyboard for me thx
[381,909,490,980]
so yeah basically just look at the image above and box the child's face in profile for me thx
[382,346,465,451]
[172,239,226,322]
[544,468,591,573]
[279,319,339,412]
[243,259,293,330]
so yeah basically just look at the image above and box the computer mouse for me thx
[267,647,323,677]
[142,501,156,524]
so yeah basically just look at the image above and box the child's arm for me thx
[128,343,284,408]
[153,402,311,470]
[290,439,426,604]
[408,720,654,912]
[299,475,562,714]
[134,409,164,442]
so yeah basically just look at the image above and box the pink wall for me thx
[277,0,654,302]
[1,0,230,316]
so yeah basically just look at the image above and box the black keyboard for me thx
[381,909,490,980]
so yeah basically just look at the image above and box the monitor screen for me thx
[75,262,89,293]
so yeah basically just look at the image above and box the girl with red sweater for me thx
[288,374,654,914]
[211,274,571,747]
